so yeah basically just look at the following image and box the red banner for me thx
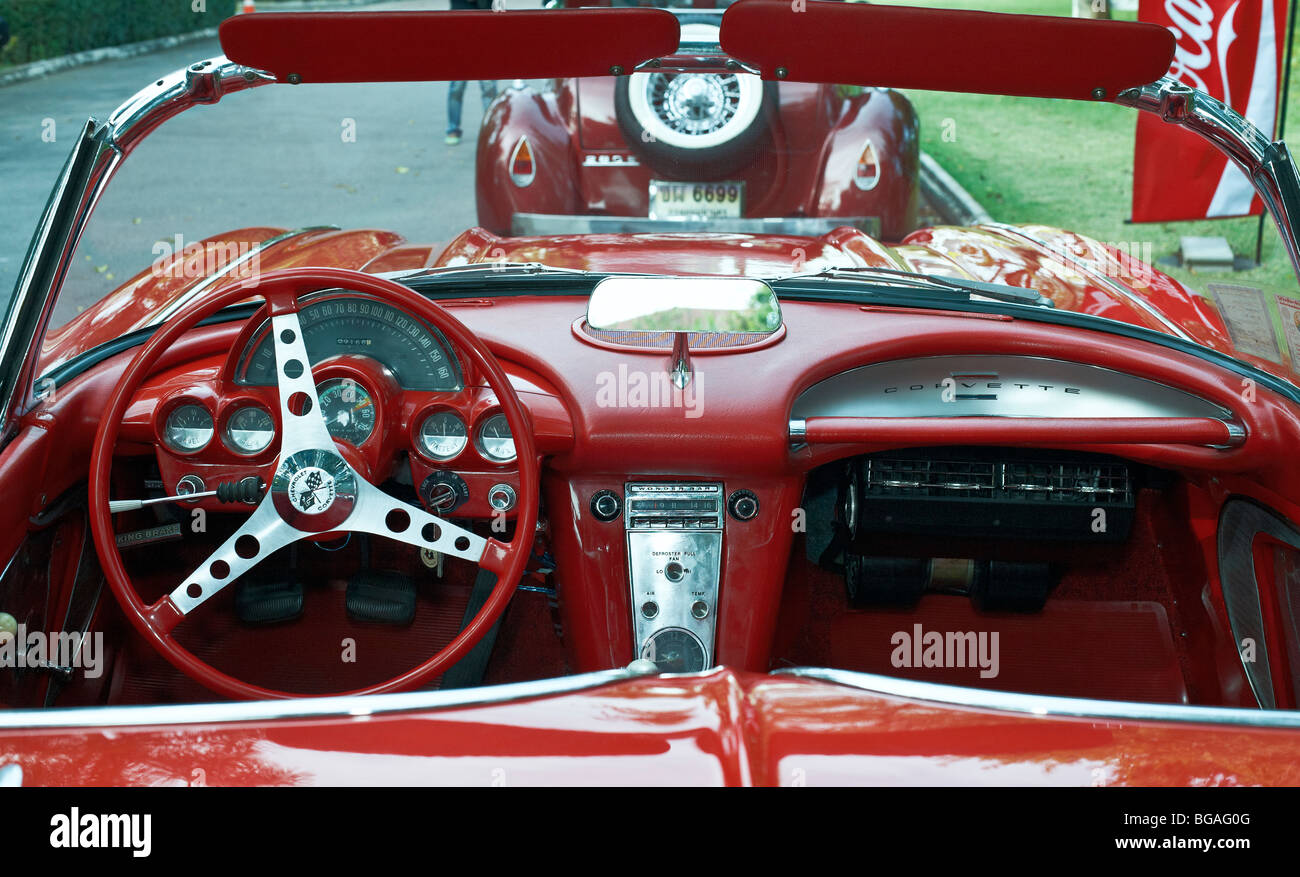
[1132,0,1289,222]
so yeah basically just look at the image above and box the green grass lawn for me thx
[873,0,1300,296]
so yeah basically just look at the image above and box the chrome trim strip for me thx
[774,667,1300,728]
[149,225,340,326]
[790,355,1235,421]
[788,418,806,442]
[984,222,1194,341]
[0,668,637,730]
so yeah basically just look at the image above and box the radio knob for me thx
[591,489,621,522]
[728,489,759,521]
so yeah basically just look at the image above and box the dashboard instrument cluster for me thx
[142,292,520,518]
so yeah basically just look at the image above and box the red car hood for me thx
[41,223,1237,376]
[1,668,1296,786]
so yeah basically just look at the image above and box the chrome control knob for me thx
[590,489,621,522]
[728,489,759,521]
[487,483,517,512]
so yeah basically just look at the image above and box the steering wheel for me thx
[88,267,539,700]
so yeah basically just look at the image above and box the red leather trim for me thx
[219,9,680,83]
[801,416,1240,448]
[720,0,1176,100]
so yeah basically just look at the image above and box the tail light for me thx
[853,137,880,191]
[509,136,535,188]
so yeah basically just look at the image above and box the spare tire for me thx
[615,24,776,180]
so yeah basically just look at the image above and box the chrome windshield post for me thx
[1114,76,1300,284]
[0,57,275,446]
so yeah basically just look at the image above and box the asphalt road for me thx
[1,0,530,317]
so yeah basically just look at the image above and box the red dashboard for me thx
[25,289,1300,682]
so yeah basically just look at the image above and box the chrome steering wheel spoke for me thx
[346,479,490,566]
[161,498,300,628]
[269,309,335,456]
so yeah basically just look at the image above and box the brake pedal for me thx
[346,571,417,625]
[235,579,304,625]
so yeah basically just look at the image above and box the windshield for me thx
[29,0,1300,395]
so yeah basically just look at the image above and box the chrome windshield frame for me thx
[0,55,272,444]
[6,67,1300,449]
[1114,75,1300,279]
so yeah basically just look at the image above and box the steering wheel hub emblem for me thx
[272,449,357,531]
[288,466,337,513]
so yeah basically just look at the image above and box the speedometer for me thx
[236,295,462,391]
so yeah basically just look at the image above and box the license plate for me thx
[648,181,744,220]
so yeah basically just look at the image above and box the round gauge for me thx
[163,404,214,453]
[236,297,462,392]
[417,411,468,461]
[475,412,516,463]
[316,378,376,446]
[224,405,276,455]
[641,628,706,673]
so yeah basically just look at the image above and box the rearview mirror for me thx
[586,276,782,335]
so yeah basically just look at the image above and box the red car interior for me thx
[4,241,1296,709]
[2,1,1300,792]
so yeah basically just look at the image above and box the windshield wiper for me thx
[771,266,1055,308]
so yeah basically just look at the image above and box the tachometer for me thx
[317,378,376,445]
[163,404,214,453]
[417,411,468,460]
[236,296,462,391]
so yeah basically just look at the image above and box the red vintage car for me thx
[2,2,1300,794]
[475,0,919,239]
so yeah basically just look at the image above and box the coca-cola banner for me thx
[1133,0,1289,221]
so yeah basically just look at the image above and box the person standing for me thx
[445,0,500,145]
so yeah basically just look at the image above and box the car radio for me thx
[624,482,723,673]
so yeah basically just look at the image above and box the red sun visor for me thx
[219,8,680,83]
[719,0,1175,101]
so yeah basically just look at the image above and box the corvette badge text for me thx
[50,808,151,858]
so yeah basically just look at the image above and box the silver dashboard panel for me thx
[790,355,1233,420]
[625,483,723,672]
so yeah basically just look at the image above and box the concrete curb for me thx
[918,150,994,226]
[0,28,218,88]
[0,0,385,89]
